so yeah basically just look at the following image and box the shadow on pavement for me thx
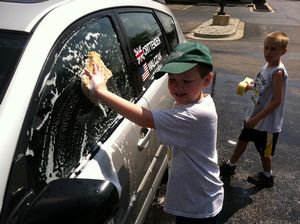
[218,176,264,223]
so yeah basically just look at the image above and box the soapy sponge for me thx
[236,77,253,96]
[81,51,112,104]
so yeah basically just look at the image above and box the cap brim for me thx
[154,62,198,79]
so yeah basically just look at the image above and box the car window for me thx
[0,31,28,103]
[119,11,168,92]
[156,11,178,49]
[26,15,133,190]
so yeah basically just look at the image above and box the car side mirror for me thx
[18,178,119,224]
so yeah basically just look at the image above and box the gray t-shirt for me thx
[245,62,288,132]
[153,95,224,218]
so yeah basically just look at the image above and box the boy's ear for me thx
[203,72,214,86]
[282,48,287,55]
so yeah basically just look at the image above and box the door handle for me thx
[137,127,152,150]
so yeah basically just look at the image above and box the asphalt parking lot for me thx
[145,0,300,223]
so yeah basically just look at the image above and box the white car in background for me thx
[0,0,185,223]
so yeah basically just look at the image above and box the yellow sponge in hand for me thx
[236,77,253,96]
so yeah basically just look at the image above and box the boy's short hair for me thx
[154,41,213,79]
[197,63,212,78]
[265,31,289,49]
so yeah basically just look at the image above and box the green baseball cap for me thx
[154,41,213,79]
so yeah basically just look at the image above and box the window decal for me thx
[137,62,151,81]
[147,51,162,72]
[134,46,145,65]
[133,36,161,65]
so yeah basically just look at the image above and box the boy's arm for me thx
[82,64,155,129]
[246,70,284,128]
[94,88,155,128]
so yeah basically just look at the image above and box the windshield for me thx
[0,30,29,103]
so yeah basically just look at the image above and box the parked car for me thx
[0,0,185,223]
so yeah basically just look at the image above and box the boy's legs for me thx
[229,140,249,164]
[221,127,278,187]
[220,127,250,177]
[247,132,278,187]
[258,132,278,177]
[260,154,272,172]
[220,140,248,176]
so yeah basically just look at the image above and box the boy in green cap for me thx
[81,41,224,224]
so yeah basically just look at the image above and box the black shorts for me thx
[238,127,279,158]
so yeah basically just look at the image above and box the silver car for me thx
[0,0,185,223]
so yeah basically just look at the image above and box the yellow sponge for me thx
[85,51,112,81]
[236,77,253,96]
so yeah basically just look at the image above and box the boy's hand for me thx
[245,82,254,91]
[245,117,259,129]
[236,77,254,95]
[81,64,107,104]
[84,64,106,90]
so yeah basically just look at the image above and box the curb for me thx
[252,2,274,12]
[186,17,245,41]
[194,17,240,38]
[181,1,273,41]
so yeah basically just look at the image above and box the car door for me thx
[115,8,178,223]
[0,9,152,224]
[0,5,183,224]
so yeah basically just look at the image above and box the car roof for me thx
[0,0,168,32]
[0,0,70,32]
